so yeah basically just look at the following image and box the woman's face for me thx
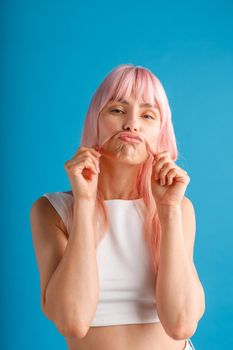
[97,93,161,164]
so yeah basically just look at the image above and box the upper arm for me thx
[30,196,69,317]
[181,196,203,284]
[181,196,206,318]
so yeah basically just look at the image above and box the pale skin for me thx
[30,93,205,350]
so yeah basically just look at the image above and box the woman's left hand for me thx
[151,151,190,207]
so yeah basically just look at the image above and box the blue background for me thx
[1,0,233,349]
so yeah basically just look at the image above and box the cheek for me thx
[98,117,118,146]
[144,129,160,153]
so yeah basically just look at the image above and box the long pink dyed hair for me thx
[80,63,178,279]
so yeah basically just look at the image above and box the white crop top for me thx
[42,191,160,327]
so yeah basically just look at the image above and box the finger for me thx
[86,147,102,158]
[93,145,103,157]
[78,158,99,175]
[66,155,99,174]
[170,163,188,173]
[155,160,175,181]
[84,152,101,172]
[166,168,177,186]
[82,156,100,174]
[157,150,172,159]
[162,167,187,186]
[154,151,173,167]
[74,145,102,158]
[70,152,101,172]
[159,162,177,185]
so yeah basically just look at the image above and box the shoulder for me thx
[30,195,53,215]
[30,194,68,236]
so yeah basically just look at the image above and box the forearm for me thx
[45,198,99,335]
[155,205,204,336]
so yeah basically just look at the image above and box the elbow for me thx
[165,320,198,341]
[159,293,205,341]
[41,300,90,339]
[58,322,90,339]
[54,314,90,339]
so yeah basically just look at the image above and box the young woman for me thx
[30,64,205,350]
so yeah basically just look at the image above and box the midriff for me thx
[65,322,187,350]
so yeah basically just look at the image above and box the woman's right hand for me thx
[64,145,102,201]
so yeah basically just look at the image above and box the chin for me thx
[114,148,148,165]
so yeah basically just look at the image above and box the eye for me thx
[143,114,155,120]
[111,108,124,114]
[110,108,155,120]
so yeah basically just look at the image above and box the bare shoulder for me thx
[30,196,68,236]
[29,196,69,315]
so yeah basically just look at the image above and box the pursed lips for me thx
[118,133,143,142]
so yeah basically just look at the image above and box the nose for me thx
[122,115,140,132]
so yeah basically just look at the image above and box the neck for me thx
[98,156,141,200]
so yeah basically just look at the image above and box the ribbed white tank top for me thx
[42,191,160,327]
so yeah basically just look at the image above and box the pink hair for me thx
[80,63,179,281]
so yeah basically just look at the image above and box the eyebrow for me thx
[114,99,159,110]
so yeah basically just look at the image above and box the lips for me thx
[118,132,143,142]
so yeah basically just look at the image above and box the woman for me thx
[30,64,205,350]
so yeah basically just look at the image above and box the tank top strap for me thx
[42,192,73,234]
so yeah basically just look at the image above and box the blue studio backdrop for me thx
[1,0,233,349]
